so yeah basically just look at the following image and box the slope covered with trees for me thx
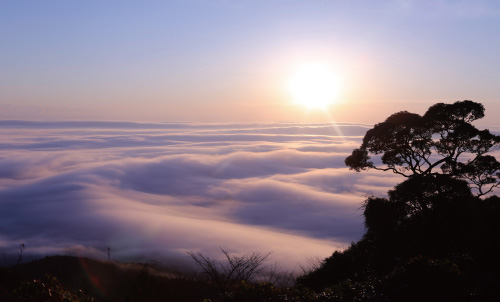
[299,100,500,301]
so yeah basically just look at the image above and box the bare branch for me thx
[187,248,273,293]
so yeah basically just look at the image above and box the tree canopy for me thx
[299,101,500,300]
[345,100,500,196]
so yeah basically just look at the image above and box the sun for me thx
[287,63,341,109]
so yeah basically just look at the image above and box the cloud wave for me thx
[0,121,399,270]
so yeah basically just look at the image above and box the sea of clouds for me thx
[0,121,403,271]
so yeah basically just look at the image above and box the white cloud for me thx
[0,121,396,270]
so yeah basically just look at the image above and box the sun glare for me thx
[287,63,341,109]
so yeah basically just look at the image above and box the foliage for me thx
[204,280,384,302]
[0,256,213,302]
[13,274,94,302]
[345,100,500,196]
[300,101,500,301]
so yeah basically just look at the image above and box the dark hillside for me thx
[298,101,500,301]
[0,255,213,301]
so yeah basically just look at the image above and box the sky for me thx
[1,0,500,125]
[1,0,500,271]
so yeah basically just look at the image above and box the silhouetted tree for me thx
[345,100,500,196]
[387,174,472,218]
[299,101,500,300]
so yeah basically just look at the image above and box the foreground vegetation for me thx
[0,255,216,301]
[1,100,499,301]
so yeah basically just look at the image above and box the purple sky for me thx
[1,0,500,125]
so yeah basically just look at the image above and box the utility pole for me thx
[16,244,25,266]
